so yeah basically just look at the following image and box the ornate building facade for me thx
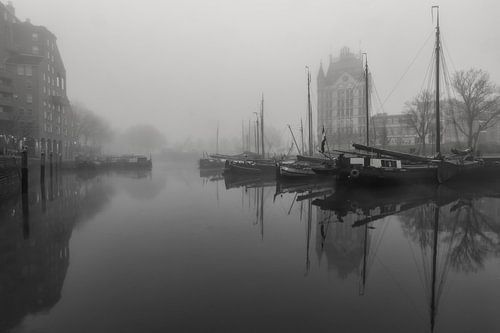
[317,47,369,149]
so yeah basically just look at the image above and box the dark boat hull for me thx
[224,160,277,175]
[337,165,438,186]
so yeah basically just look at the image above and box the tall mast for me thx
[364,53,370,146]
[300,118,305,155]
[306,66,313,156]
[248,119,251,151]
[261,94,265,158]
[241,120,244,152]
[288,124,301,155]
[216,122,219,154]
[433,5,441,156]
[256,117,260,154]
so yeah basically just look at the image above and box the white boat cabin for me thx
[348,157,402,169]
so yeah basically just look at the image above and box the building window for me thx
[17,65,25,75]
[32,46,39,55]
[25,66,33,76]
[26,94,33,104]
[32,33,38,41]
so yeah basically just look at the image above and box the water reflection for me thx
[221,171,500,332]
[0,172,114,332]
[313,182,500,332]
[1,167,499,332]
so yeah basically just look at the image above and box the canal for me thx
[1,161,500,332]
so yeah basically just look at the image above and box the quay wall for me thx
[0,156,20,198]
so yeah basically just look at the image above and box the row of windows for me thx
[43,72,65,89]
[44,110,67,125]
[17,65,33,76]
[44,122,69,136]
[32,32,56,49]
[43,101,65,113]
[17,65,66,92]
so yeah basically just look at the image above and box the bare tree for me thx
[451,69,500,150]
[404,91,434,155]
[121,124,167,153]
[71,102,113,150]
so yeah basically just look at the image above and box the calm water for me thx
[1,161,500,333]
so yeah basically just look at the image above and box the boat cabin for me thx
[348,157,402,169]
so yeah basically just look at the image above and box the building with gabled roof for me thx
[317,47,369,149]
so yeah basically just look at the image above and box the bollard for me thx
[40,151,46,183]
[21,148,28,194]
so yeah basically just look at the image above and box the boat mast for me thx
[256,117,260,155]
[306,66,313,156]
[364,53,370,146]
[300,118,305,155]
[433,5,441,156]
[241,120,244,152]
[261,94,265,158]
[216,122,219,154]
[288,124,302,155]
[248,119,251,151]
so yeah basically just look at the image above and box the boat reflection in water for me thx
[312,181,500,332]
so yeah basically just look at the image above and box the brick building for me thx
[0,1,73,158]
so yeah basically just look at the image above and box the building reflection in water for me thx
[222,173,500,331]
[312,182,500,332]
[0,171,115,333]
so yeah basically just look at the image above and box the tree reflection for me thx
[400,193,500,274]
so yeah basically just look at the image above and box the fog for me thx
[12,0,500,151]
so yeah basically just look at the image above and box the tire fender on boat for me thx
[350,168,360,178]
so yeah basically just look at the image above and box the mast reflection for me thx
[313,182,500,331]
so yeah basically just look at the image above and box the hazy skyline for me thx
[10,0,500,147]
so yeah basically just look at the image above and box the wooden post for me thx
[49,152,53,177]
[21,148,28,194]
[40,151,45,183]
[22,191,30,239]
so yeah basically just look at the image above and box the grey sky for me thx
[12,0,500,145]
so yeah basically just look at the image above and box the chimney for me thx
[6,1,15,17]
